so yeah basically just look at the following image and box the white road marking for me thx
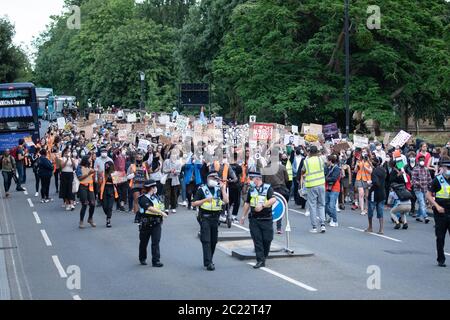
[32,212,41,224]
[232,223,250,232]
[445,252,450,257]
[247,262,317,292]
[216,245,232,256]
[23,190,28,195]
[289,208,306,215]
[27,198,34,208]
[52,255,67,278]
[348,227,402,243]
[73,295,82,300]
[40,230,52,246]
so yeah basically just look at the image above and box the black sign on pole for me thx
[179,83,209,107]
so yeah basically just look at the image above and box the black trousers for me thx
[435,212,450,264]
[139,223,162,263]
[293,179,306,208]
[164,180,179,210]
[54,169,60,192]
[116,182,128,209]
[200,215,219,266]
[34,172,40,193]
[186,182,198,208]
[249,218,273,263]
[2,171,13,193]
[102,186,115,219]
[229,186,241,217]
[40,175,51,199]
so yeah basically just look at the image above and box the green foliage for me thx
[0,17,31,83]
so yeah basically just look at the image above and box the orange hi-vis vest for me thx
[79,167,94,192]
[213,161,229,180]
[241,163,250,184]
[99,173,118,200]
[356,160,371,182]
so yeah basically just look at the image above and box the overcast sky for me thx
[1,0,66,47]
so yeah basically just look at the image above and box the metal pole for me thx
[140,78,145,112]
[344,0,350,137]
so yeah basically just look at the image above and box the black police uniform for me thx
[246,183,275,265]
[194,185,224,268]
[429,174,450,265]
[138,193,163,266]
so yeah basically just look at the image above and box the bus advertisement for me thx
[0,83,40,151]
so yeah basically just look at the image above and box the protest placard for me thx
[176,116,189,132]
[250,123,274,141]
[323,123,339,139]
[158,115,170,125]
[118,130,128,141]
[292,125,299,134]
[111,171,127,185]
[353,135,369,148]
[284,134,300,146]
[127,113,137,123]
[57,117,66,130]
[389,130,411,147]
[137,139,151,151]
[249,115,256,123]
[308,123,323,135]
[214,117,223,128]
[333,142,350,153]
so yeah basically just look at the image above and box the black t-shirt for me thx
[194,185,223,215]
[246,185,275,219]
[429,176,450,212]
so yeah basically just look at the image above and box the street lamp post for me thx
[139,71,145,112]
[344,0,350,137]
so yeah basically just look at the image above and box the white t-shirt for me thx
[61,157,75,173]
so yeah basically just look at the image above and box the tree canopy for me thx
[32,0,450,129]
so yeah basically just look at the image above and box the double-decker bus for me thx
[0,83,40,151]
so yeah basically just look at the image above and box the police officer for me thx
[240,170,276,269]
[192,171,229,271]
[137,180,168,267]
[426,159,450,267]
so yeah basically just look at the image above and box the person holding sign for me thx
[240,170,276,269]
[137,180,168,267]
[192,171,229,271]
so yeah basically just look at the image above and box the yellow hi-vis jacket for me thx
[304,156,325,188]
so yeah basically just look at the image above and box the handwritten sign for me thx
[389,130,411,147]
[308,123,323,135]
[323,123,339,139]
[57,117,66,130]
[353,135,369,148]
[118,130,128,141]
[250,123,274,141]
[137,139,151,151]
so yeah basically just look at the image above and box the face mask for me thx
[385,157,391,162]
[249,181,256,188]
[207,179,218,188]
[101,152,107,158]
[419,161,425,166]
[80,151,86,157]
[445,170,450,177]
[376,146,382,151]
[346,151,351,156]
[72,152,78,158]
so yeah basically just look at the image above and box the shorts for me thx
[131,187,142,194]
[355,180,369,189]
[368,200,385,219]
[78,185,95,205]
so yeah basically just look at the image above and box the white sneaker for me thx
[304,211,310,217]
[66,206,71,211]
[181,201,187,207]
[219,215,227,223]
[309,228,318,233]
[71,205,75,211]
[360,211,366,216]
[172,209,176,213]
[232,217,239,223]
[320,225,326,233]
[35,192,39,197]
[336,205,341,212]
[329,221,339,227]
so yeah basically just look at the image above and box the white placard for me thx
[127,113,137,123]
[214,117,223,128]
[57,117,66,130]
[137,139,151,151]
[249,115,256,123]
[284,134,300,146]
[158,115,170,125]
[118,129,128,141]
[292,125,298,134]
[353,135,369,148]
[389,130,411,147]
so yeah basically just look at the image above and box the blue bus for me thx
[0,83,40,151]
[36,87,54,118]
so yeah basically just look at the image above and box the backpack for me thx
[391,183,412,201]
[10,147,18,161]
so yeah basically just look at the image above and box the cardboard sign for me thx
[323,123,339,139]
[353,135,369,148]
[57,117,66,130]
[111,171,127,184]
[292,125,298,134]
[158,115,170,125]
[383,133,391,146]
[84,125,94,140]
[133,123,147,133]
[116,123,131,131]
[333,142,350,153]
[176,116,189,132]
[389,130,411,147]
[308,123,323,135]
[250,123,274,141]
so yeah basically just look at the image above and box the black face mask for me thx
[295,150,301,156]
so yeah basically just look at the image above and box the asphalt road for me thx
[1,170,449,300]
